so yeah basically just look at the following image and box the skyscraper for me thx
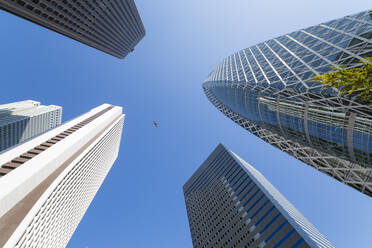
[203,10,372,196]
[0,0,145,58]
[0,104,124,248]
[0,100,62,153]
[184,144,334,248]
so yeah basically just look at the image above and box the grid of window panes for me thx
[204,88,372,197]
[203,10,372,195]
[184,145,333,248]
[206,10,372,90]
[0,0,145,58]
[0,106,61,152]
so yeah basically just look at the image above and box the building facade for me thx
[0,100,62,153]
[203,10,372,196]
[0,104,124,248]
[184,144,333,248]
[0,0,145,58]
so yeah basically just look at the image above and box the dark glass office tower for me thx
[184,144,334,248]
[203,10,372,196]
[0,0,145,58]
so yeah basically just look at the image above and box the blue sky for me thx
[1,1,372,247]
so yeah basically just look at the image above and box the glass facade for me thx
[0,0,145,59]
[203,10,372,196]
[183,144,334,248]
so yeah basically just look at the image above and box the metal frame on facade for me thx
[204,89,372,196]
[203,10,372,197]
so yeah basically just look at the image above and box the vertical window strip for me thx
[244,192,264,209]
[259,213,281,234]
[273,228,296,248]
[265,220,289,243]
[291,238,305,248]
[234,176,250,193]
[237,181,254,197]
[242,188,260,207]
[250,199,270,219]
[254,206,275,227]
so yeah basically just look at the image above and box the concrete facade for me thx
[183,144,334,248]
[0,104,124,248]
[0,100,62,153]
[0,0,145,58]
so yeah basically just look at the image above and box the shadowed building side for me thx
[0,0,145,58]
[183,144,334,248]
[0,100,62,153]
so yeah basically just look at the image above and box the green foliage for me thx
[313,57,372,102]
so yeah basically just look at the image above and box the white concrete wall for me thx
[0,104,121,220]
[5,112,124,248]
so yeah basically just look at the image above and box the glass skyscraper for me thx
[203,10,372,196]
[0,0,145,58]
[184,144,333,248]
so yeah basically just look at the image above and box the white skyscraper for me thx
[0,100,62,152]
[0,104,124,248]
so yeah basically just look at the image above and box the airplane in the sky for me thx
[153,121,159,128]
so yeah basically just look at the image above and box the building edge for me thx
[227,146,334,248]
[3,113,124,247]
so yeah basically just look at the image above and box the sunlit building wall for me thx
[0,104,124,248]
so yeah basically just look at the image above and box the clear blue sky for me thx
[1,1,372,247]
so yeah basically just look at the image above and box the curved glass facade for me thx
[204,10,372,196]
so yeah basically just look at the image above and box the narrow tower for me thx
[0,100,62,153]
[0,0,146,58]
[203,10,372,196]
[184,144,334,248]
[0,104,124,248]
